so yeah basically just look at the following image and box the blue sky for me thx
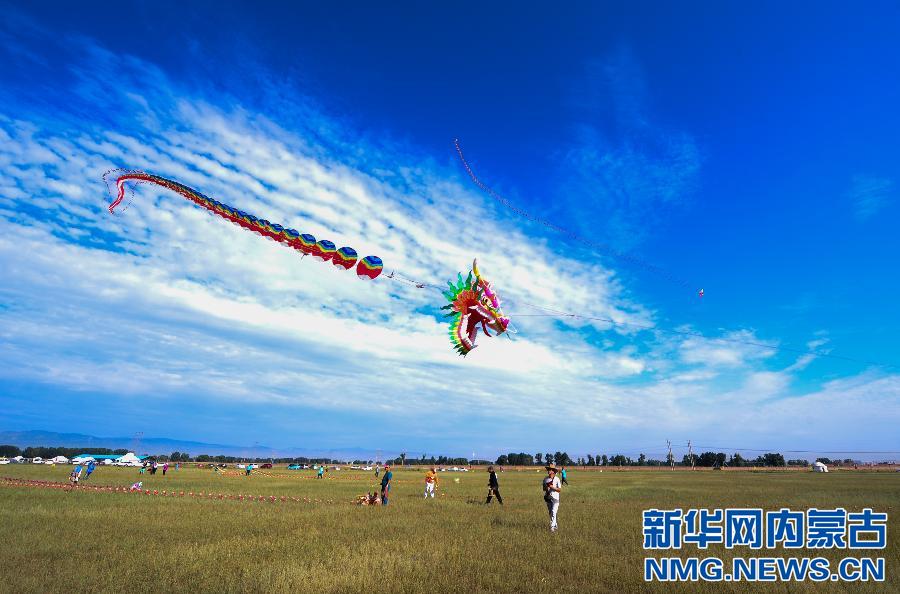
[0,3,898,460]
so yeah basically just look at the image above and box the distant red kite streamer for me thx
[0,477,337,505]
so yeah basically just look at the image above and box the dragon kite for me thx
[105,171,511,357]
[441,259,511,356]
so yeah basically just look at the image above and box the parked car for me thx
[261,463,273,469]
[287,464,302,470]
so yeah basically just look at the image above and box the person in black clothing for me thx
[485,465,503,504]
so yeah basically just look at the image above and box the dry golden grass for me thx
[0,464,896,593]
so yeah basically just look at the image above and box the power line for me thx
[692,446,900,455]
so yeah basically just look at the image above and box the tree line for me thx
[0,446,129,458]
[492,451,857,468]
[0,444,866,467]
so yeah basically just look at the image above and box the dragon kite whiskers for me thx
[107,171,383,280]
[441,259,510,356]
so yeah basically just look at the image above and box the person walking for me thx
[375,464,380,478]
[485,465,503,504]
[380,464,393,505]
[542,464,562,532]
[162,462,169,476]
[560,466,568,486]
[424,467,438,498]
[317,464,325,479]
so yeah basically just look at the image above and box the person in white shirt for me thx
[542,464,562,532]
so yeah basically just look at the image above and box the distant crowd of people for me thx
[67,455,569,531]
[138,461,172,475]
[69,459,188,487]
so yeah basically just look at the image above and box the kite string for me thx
[504,301,892,368]
[363,267,892,368]
[372,268,852,364]
[454,138,698,292]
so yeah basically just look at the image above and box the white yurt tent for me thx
[117,452,142,466]
[49,455,69,464]
[813,461,828,473]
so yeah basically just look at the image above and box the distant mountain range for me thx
[0,430,390,460]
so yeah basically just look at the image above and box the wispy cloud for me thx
[783,338,831,372]
[0,21,896,453]
[849,174,893,221]
[0,30,648,426]
[678,330,776,368]
[555,47,701,250]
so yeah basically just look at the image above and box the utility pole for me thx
[688,440,695,470]
[130,432,143,456]
[667,440,675,470]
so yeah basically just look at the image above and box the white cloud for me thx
[0,47,648,425]
[783,338,831,372]
[0,31,897,452]
[678,330,776,368]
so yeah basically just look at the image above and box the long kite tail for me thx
[105,170,384,280]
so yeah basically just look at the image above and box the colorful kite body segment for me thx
[441,259,510,356]
[356,255,384,280]
[107,171,382,280]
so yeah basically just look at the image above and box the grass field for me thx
[0,464,896,593]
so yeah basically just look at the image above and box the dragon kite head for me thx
[441,259,510,356]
